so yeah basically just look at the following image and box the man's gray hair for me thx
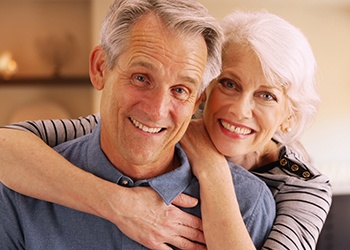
[100,0,222,94]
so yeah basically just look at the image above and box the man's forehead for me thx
[131,13,169,37]
[123,13,207,87]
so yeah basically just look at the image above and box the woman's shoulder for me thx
[279,145,319,179]
[253,144,332,196]
[253,145,332,207]
[255,145,325,180]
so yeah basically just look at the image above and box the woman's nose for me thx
[229,95,253,120]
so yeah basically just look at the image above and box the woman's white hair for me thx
[221,10,320,159]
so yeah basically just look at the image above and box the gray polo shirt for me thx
[0,123,275,249]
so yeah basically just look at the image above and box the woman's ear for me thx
[89,46,107,91]
[280,115,295,133]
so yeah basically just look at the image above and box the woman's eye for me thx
[219,79,237,89]
[217,79,240,95]
[260,92,277,101]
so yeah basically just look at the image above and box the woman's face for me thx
[203,44,290,158]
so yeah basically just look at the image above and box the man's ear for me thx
[201,90,207,103]
[89,46,107,91]
[192,92,205,117]
[193,94,203,113]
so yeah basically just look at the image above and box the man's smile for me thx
[130,117,164,134]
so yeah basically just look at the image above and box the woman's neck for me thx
[227,140,280,171]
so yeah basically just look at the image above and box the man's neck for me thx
[106,149,181,181]
[127,154,180,181]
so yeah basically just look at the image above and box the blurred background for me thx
[1,0,349,248]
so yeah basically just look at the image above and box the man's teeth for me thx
[131,118,162,134]
[220,120,251,135]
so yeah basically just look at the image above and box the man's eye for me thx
[174,87,185,94]
[172,86,190,101]
[135,74,147,83]
[131,74,150,87]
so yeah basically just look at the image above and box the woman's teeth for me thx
[220,120,251,135]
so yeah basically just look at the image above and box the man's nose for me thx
[146,90,169,119]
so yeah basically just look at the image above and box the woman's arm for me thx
[4,114,100,147]
[0,118,205,250]
[180,119,256,250]
[255,166,332,250]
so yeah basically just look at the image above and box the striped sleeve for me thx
[1,114,100,147]
[255,167,332,250]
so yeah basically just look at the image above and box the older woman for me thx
[0,10,331,250]
[182,10,332,249]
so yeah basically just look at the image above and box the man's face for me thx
[97,14,208,178]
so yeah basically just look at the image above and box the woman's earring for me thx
[283,127,291,133]
[280,125,291,133]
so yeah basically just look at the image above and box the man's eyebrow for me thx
[130,60,200,85]
[181,75,199,85]
[130,60,156,71]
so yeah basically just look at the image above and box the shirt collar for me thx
[86,123,193,205]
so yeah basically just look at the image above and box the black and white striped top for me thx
[5,114,332,250]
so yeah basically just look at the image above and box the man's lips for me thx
[130,117,164,134]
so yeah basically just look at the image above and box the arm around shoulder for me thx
[0,127,113,218]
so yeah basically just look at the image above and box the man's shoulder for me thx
[54,132,91,154]
[53,132,92,166]
[229,163,267,187]
[228,163,275,249]
[228,162,275,211]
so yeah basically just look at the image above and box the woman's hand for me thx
[180,119,227,178]
[105,185,206,250]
